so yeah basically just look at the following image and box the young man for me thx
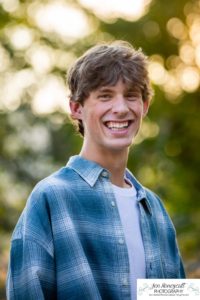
[7,41,185,300]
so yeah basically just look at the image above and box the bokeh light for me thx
[31,76,68,114]
[79,0,152,21]
[28,1,94,41]
[1,0,200,116]
[1,1,200,295]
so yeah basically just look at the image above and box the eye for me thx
[98,94,112,101]
[126,93,137,100]
[126,93,141,101]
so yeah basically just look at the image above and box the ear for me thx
[142,100,150,117]
[69,101,83,120]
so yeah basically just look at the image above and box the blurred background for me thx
[0,0,200,298]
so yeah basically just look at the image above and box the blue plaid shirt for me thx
[7,155,185,300]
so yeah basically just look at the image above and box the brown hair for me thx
[67,40,152,136]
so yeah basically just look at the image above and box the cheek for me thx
[138,102,146,114]
[82,111,98,132]
[130,103,144,116]
[85,106,104,122]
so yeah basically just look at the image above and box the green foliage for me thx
[0,0,200,297]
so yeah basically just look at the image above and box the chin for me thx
[106,141,133,151]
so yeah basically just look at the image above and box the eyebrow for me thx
[97,86,141,94]
[125,89,141,95]
[125,86,141,93]
[97,87,115,92]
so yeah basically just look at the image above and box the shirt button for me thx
[101,170,108,178]
[118,238,124,244]
[111,201,115,207]
[122,278,129,286]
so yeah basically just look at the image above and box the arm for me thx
[6,181,57,300]
[179,256,186,278]
[7,238,56,300]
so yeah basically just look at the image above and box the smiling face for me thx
[70,79,149,158]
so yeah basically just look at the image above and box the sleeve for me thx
[6,181,57,300]
[6,238,56,300]
[145,188,186,278]
[179,255,186,278]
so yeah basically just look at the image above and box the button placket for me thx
[111,201,115,207]
[101,170,109,178]
[118,238,124,245]
[122,277,129,286]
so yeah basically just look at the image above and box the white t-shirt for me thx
[112,182,146,300]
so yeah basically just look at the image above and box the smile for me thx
[105,121,131,130]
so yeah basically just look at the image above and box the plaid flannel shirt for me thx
[7,155,185,300]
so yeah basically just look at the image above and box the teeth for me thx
[106,121,129,130]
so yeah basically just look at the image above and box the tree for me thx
[0,0,200,297]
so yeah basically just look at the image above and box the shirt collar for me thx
[67,155,152,215]
[67,155,104,187]
[125,168,153,215]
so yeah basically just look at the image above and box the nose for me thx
[112,95,129,115]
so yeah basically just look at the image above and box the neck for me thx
[80,145,129,188]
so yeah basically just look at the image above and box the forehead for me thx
[96,80,142,93]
